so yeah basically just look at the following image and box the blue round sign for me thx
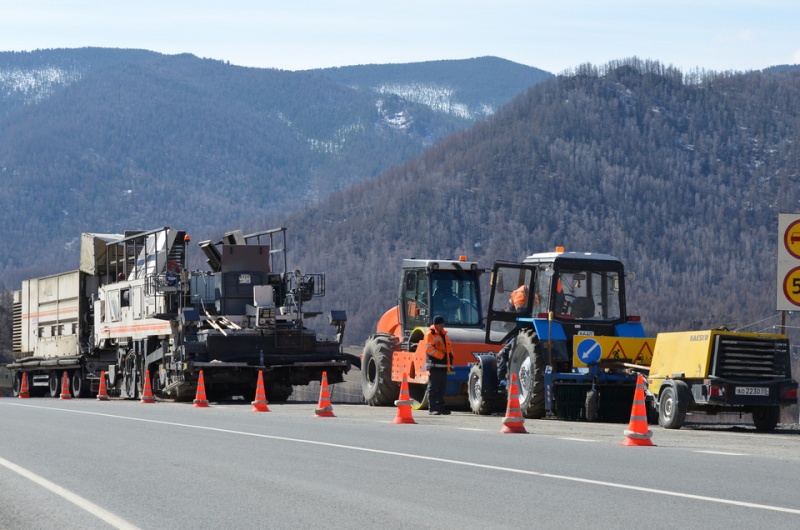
[577,338,602,365]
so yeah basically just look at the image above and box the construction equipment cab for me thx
[361,257,501,409]
[474,249,654,421]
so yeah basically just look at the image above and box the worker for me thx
[425,315,453,415]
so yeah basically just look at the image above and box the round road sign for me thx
[577,338,602,365]
[782,266,800,307]
[784,219,800,259]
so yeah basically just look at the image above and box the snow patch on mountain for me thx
[375,82,494,120]
[0,66,83,104]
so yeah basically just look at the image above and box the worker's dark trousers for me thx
[427,367,448,412]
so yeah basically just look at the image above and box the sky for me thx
[1,1,798,74]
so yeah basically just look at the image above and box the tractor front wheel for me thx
[361,334,399,406]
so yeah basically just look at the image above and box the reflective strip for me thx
[624,429,653,439]
[394,399,413,406]
[315,405,333,413]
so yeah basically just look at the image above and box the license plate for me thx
[735,386,769,396]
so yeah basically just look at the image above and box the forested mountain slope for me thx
[0,48,546,287]
[277,59,800,343]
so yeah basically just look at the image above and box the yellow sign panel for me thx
[573,336,655,368]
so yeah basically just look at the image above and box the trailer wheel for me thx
[12,372,22,397]
[467,364,494,415]
[751,406,780,432]
[48,371,61,398]
[585,389,599,422]
[511,330,545,419]
[361,334,399,406]
[71,370,88,398]
[266,386,293,403]
[658,386,686,429]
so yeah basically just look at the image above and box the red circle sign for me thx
[784,219,800,259]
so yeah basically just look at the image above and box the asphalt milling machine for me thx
[8,226,358,402]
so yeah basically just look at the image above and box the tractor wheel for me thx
[467,364,494,415]
[361,334,399,406]
[752,406,780,432]
[658,386,686,429]
[585,389,599,422]
[510,330,545,419]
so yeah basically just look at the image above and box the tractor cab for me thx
[485,250,636,370]
[399,257,483,335]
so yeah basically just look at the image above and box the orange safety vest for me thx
[425,325,452,370]
[510,285,528,309]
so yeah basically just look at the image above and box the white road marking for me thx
[694,450,748,456]
[0,456,141,530]
[6,402,800,516]
[559,437,599,442]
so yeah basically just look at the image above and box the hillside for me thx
[274,59,800,345]
[311,57,552,120]
[0,48,547,287]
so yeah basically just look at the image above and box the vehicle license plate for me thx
[734,386,769,396]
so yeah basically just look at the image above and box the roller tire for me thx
[361,334,399,406]
[510,330,545,419]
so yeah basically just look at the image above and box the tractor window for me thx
[402,271,429,331]
[430,271,481,326]
[490,268,533,315]
[553,269,621,321]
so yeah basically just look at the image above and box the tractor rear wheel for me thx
[510,330,545,419]
[361,334,399,406]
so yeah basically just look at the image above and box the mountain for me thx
[310,57,552,120]
[0,48,549,287]
[272,59,800,345]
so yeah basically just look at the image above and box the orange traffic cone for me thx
[314,371,335,417]
[620,374,655,447]
[193,370,209,408]
[251,370,270,412]
[59,371,72,400]
[392,372,416,424]
[96,371,109,401]
[500,373,527,434]
[18,372,30,399]
[140,371,156,403]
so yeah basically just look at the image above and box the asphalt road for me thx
[2,394,800,529]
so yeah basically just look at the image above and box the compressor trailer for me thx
[8,226,357,401]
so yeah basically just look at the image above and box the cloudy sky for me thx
[1,1,798,73]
